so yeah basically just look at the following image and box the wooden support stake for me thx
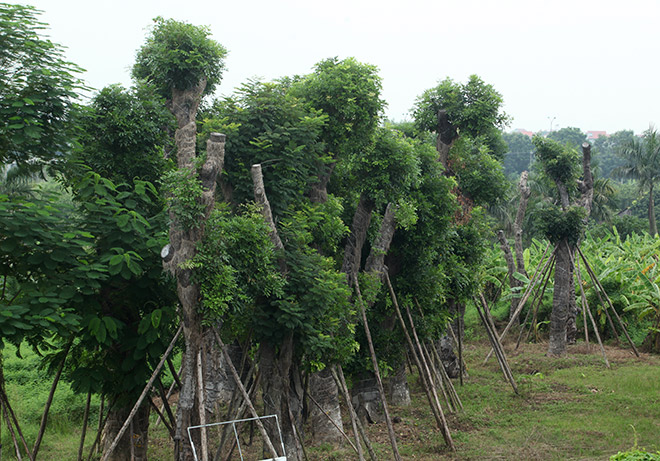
[385,272,450,438]
[518,254,555,347]
[333,366,374,461]
[571,250,610,368]
[476,295,518,394]
[353,275,402,461]
[0,385,31,459]
[2,399,21,461]
[101,324,182,461]
[307,390,359,455]
[196,349,209,461]
[86,397,116,461]
[484,243,557,364]
[212,328,279,459]
[577,257,590,349]
[77,390,92,461]
[32,340,71,459]
[577,246,640,357]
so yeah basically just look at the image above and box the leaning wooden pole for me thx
[484,243,557,364]
[401,296,455,449]
[333,366,374,461]
[76,390,93,461]
[32,340,72,459]
[353,275,402,461]
[385,272,450,441]
[101,324,182,461]
[212,328,279,459]
[2,401,21,461]
[576,257,590,349]
[573,253,610,368]
[0,389,31,459]
[577,246,640,357]
[476,295,518,393]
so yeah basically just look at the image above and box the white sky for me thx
[11,0,660,134]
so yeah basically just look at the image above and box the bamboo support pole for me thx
[196,349,209,461]
[475,295,518,394]
[333,365,375,461]
[101,324,182,461]
[384,272,449,435]
[212,328,279,459]
[570,251,610,368]
[2,400,21,461]
[86,397,116,461]
[484,243,557,364]
[32,340,72,459]
[148,396,174,437]
[420,341,454,413]
[353,275,402,461]
[577,246,640,357]
[577,257,590,349]
[307,391,359,455]
[518,254,555,347]
[76,390,92,461]
[0,385,31,459]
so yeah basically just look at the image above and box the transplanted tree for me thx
[614,128,660,236]
[533,136,593,355]
[412,75,509,374]
[132,17,228,461]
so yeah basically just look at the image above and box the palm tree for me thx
[615,128,660,236]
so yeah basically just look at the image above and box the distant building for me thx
[514,128,534,137]
[586,130,607,141]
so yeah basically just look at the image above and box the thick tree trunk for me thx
[259,337,304,461]
[101,404,150,461]
[164,76,225,461]
[548,239,573,356]
[386,363,411,406]
[548,143,594,357]
[308,367,344,444]
[439,300,465,378]
[341,193,375,285]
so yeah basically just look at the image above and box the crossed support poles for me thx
[483,242,639,370]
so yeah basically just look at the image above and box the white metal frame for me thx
[187,414,286,461]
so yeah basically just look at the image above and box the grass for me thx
[1,340,659,460]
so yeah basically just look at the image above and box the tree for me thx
[593,130,635,178]
[71,84,174,185]
[0,4,84,174]
[614,128,660,236]
[502,131,534,177]
[547,126,586,148]
[133,18,227,461]
[65,83,178,460]
[533,136,593,355]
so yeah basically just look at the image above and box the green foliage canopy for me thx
[0,3,84,172]
[132,17,227,100]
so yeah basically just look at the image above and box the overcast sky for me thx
[11,0,660,134]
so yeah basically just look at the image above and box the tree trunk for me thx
[548,239,573,356]
[163,75,226,461]
[341,193,375,285]
[101,404,150,461]
[439,300,464,378]
[259,337,304,461]
[386,363,411,406]
[497,230,522,320]
[649,183,657,236]
[435,110,457,171]
[514,171,530,278]
[308,367,344,444]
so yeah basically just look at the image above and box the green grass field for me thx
[2,340,659,460]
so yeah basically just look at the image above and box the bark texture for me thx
[341,193,375,285]
[308,368,344,444]
[436,110,458,171]
[548,142,593,356]
[101,405,150,461]
[164,76,225,461]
